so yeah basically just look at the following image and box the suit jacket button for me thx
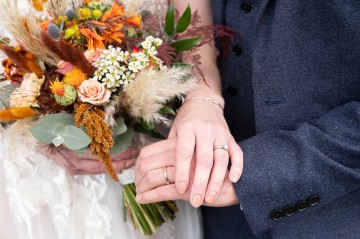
[226,87,238,97]
[271,210,284,221]
[308,195,320,206]
[284,206,296,216]
[295,200,308,212]
[232,44,243,56]
[240,2,252,13]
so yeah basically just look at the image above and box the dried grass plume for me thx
[115,67,198,125]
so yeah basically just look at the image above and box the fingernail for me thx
[206,191,217,203]
[178,182,187,194]
[136,194,143,203]
[191,194,202,208]
[131,149,140,156]
[231,171,241,182]
[125,161,135,168]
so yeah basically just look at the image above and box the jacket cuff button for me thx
[271,209,284,221]
[284,205,296,216]
[295,200,308,212]
[308,195,320,206]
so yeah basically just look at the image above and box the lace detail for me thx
[2,120,113,239]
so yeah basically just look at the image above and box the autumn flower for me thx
[56,60,74,75]
[9,73,45,108]
[126,15,142,28]
[63,68,88,89]
[50,78,65,96]
[50,78,77,106]
[78,80,110,105]
[84,49,102,63]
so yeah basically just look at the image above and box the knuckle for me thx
[138,161,149,174]
[215,155,229,167]
[178,120,195,130]
[92,162,104,173]
[191,184,207,194]
[176,169,189,180]
[197,155,213,168]
[144,172,156,185]
[138,149,147,160]
[208,181,223,190]
[158,187,169,198]
[177,148,193,161]
[203,120,218,131]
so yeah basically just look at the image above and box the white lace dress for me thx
[0,123,202,239]
[0,1,202,238]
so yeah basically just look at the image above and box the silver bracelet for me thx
[183,97,224,110]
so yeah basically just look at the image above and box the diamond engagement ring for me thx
[163,166,170,185]
[213,144,229,151]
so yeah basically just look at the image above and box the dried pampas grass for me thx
[0,0,61,65]
[42,0,82,16]
[105,67,198,126]
[5,117,39,164]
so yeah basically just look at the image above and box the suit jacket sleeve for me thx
[235,101,360,236]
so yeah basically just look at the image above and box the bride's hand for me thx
[37,144,139,175]
[134,137,239,207]
[168,97,243,207]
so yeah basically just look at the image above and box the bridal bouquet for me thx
[0,0,205,235]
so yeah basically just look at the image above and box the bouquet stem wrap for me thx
[119,133,178,236]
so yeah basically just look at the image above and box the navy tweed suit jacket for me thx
[204,0,360,238]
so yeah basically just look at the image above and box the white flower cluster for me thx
[91,37,165,90]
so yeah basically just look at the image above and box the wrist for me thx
[185,89,225,109]
[183,97,224,111]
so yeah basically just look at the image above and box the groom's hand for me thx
[134,137,240,207]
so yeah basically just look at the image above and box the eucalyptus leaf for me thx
[38,113,75,126]
[175,4,191,33]
[165,2,175,36]
[171,36,202,52]
[112,117,127,137]
[62,125,91,150]
[31,121,64,144]
[110,128,135,154]
[160,106,176,116]
[53,135,65,147]
[0,84,19,110]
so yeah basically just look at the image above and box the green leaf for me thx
[52,125,65,146]
[0,84,19,110]
[62,125,91,150]
[171,36,202,52]
[38,113,75,125]
[175,4,191,33]
[112,117,127,137]
[110,128,134,154]
[165,2,175,36]
[133,124,165,139]
[170,62,192,68]
[139,118,154,130]
[160,106,176,116]
[31,122,64,144]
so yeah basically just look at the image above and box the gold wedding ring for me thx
[163,166,170,185]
